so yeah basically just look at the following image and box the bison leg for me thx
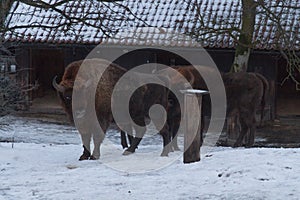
[127,134,133,146]
[120,124,134,149]
[172,134,180,151]
[79,145,91,161]
[123,125,146,155]
[170,117,181,151]
[91,128,106,160]
[161,133,172,156]
[233,117,249,147]
[120,131,134,149]
[120,131,128,149]
[79,133,92,160]
[123,138,141,155]
[245,118,256,147]
[159,123,172,156]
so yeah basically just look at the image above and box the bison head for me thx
[52,76,74,122]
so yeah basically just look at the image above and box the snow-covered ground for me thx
[1,115,300,200]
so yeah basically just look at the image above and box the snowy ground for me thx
[1,115,300,200]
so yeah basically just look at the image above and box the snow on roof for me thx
[4,0,300,50]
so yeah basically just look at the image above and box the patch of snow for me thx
[0,115,300,199]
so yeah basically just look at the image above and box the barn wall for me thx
[207,49,235,72]
[94,46,189,69]
[113,49,158,71]
[275,56,300,116]
[13,44,278,119]
[15,45,95,100]
[95,46,223,69]
[63,46,93,68]
[15,47,30,81]
[28,48,64,98]
[15,48,31,104]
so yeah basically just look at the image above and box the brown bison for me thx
[222,71,268,147]
[53,58,171,160]
[166,65,269,148]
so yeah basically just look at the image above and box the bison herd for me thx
[53,58,269,161]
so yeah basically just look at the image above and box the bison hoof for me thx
[245,143,253,148]
[78,155,99,161]
[79,145,91,161]
[123,150,134,156]
[160,150,169,157]
[172,146,181,151]
[233,143,241,148]
[89,155,99,160]
[79,154,90,161]
[160,152,169,157]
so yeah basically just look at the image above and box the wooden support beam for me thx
[182,89,208,164]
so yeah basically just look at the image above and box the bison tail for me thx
[255,73,269,126]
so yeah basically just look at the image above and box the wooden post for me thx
[182,89,208,164]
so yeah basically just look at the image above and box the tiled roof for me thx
[4,0,300,50]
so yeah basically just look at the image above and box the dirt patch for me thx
[14,90,71,125]
[277,96,300,116]
[15,112,71,125]
[254,116,300,148]
[217,116,300,148]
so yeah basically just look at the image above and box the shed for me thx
[3,0,300,118]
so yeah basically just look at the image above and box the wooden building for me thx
[3,0,300,118]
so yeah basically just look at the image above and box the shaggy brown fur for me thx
[53,59,171,160]
[222,72,264,147]
[251,72,269,125]
[53,59,129,159]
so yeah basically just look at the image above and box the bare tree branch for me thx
[256,0,300,88]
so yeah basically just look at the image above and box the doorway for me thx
[276,58,300,116]
[30,48,64,98]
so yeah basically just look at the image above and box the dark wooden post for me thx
[182,89,208,164]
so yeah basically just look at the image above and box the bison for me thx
[52,59,130,159]
[53,58,171,160]
[222,72,268,147]
[166,65,269,148]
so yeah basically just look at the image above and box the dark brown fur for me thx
[252,72,269,126]
[167,66,268,148]
[222,72,264,147]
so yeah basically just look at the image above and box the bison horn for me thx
[52,76,65,92]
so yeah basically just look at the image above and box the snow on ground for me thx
[0,115,300,200]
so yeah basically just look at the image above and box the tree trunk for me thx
[1,0,14,51]
[1,0,14,31]
[231,0,257,72]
